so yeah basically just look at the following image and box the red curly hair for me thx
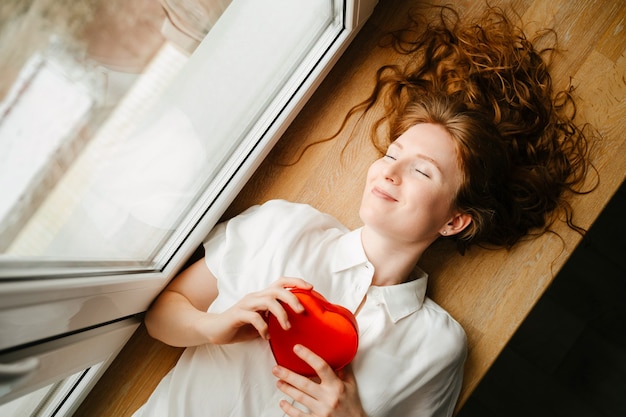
[343,5,596,252]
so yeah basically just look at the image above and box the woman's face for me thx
[359,122,465,245]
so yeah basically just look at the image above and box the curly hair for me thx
[340,5,597,253]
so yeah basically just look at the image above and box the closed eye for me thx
[384,154,397,160]
[415,168,430,178]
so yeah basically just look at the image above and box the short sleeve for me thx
[202,202,266,281]
[201,199,344,290]
[203,219,228,275]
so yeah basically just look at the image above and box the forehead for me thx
[393,124,458,160]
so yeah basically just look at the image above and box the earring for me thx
[442,230,447,235]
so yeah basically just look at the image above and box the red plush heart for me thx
[268,288,359,376]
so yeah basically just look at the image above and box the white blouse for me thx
[133,200,466,417]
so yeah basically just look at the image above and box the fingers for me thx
[278,398,306,417]
[273,364,318,406]
[274,277,313,313]
[241,308,272,340]
[264,277,313,330]
[231,277,313,338]
[273,345,349,416]
[272,345,339,396]
[207,278,313,345]
[275,276,314,291]
[293,344,337,381]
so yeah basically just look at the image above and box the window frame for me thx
[0,0,378,409]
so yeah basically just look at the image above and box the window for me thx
[0,0,377,413]
[0,367,94,417]
[1,0,341,273]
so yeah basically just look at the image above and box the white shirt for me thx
[134,200,466,417]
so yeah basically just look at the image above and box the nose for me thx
[383,160,401,184]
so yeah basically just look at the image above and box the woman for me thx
[135,6,594,417]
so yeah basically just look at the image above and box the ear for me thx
[441,212,472,237]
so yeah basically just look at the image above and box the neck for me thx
[360,226,431,286]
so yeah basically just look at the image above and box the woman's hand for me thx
[273,345,366,417]
[146,259,313,347]
[205,277,313,345]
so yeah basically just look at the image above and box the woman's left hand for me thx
[272,344,366,417]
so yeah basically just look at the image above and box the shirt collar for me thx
[332,228,429,322]
[369,268,428,323]
[330,228,369,273]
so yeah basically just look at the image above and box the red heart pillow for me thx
[268,288,359,376]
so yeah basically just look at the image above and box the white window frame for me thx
[0,0,378,412]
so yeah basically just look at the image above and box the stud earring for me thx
[442,230,447,235]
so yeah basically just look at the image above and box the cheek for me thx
[362,163,382,195]
[366,160,382,178]
[407,186,455,222]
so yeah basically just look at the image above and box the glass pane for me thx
[0,383,53,416]
[0,0,341,274]
[0,365,97,417]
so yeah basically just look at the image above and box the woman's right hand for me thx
[146,257,313,348]
[201,277,313,345]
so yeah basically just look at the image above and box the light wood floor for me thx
[77,0,626,415]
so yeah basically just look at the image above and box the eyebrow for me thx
[389,142,443,173]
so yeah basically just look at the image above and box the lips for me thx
[372,186,397,202]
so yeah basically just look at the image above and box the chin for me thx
[358,204,387,232]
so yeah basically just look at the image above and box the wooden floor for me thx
[77,0,626,415]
